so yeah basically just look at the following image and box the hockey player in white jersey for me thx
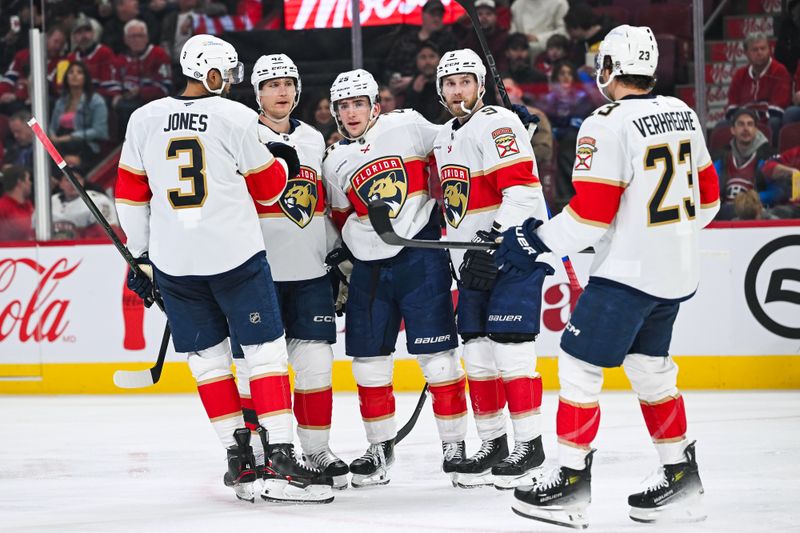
[432,49,554,490]
[116,35,334,504]
[229,53,349,489]
[496,26,720,527]
[322,69,469,487]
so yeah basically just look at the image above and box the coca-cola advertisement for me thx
[285,0,465,30]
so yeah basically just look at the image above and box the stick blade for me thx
[113,369,157,389]
[368,199,404,247]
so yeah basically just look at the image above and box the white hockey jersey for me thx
[115,95,288,276]
[537,94,721,300]
[322,109,439,262]
[52,190,119,228]
[433,105,548,272]
[254,119,329,281]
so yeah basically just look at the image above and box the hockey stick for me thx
[395,384,429,444]
[28,118,171,388]
[369,200,497,251]
[452,0,584,296]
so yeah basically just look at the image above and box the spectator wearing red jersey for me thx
[0,166,34,242]
[66,15,121,99]
[726,33,792,139]
[761,145,800,218]
[114,19,172,137]
[0,25,68,115]
[502,33,548,101]
[534,34,570,80]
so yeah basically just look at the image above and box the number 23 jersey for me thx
[537,95,721,300]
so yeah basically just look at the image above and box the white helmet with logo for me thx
[436,48,487,114]
[251,54,302,114]
[329,69,380,140]
[595,25,658,100]
[180,34,244,95]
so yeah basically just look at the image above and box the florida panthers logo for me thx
[440,165,470,228]
[351,156,408,218]
[279,166,318,228]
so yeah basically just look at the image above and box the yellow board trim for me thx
[0,356,798,394]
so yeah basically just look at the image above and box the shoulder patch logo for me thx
[574,136,597,171]
[492,127,519,158]
[351,156,408,218]
[279,166,318,228]
[440,165,470,228]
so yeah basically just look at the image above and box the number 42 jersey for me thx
[537,94,721,300]
[115,95,288,277]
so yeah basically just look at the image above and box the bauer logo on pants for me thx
[440,165,470,228]
[351,156,408,218]
[492,127,519,158]
[279,166,319,228]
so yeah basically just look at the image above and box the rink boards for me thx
[0,222,798,393]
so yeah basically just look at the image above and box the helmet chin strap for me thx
[457,86,485,116]
[595,68,617,103]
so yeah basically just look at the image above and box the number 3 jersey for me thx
[254,119,329,282]
[322,110,439,262]
[433,105,548,272]
[115,95,288,276]
[536,94,721,300]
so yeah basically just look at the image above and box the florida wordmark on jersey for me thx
[433,105,548,272]
[537,94,721,300]
[255,119,328,281]
[322,109,439,262]
[115,95,288,276]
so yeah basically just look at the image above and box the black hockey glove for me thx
[325,246,354,316]
[266,141,300,179]
[458,230,499,291]
[126,253,159,308]
[495,218,550,275]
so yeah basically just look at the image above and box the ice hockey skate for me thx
[453,435,508,488]
[350,439,395,488]
[222,428,258,503]
[628,441,706,523]
[492,435,545,490]
[257,429,335,504]
[511,450,595,529]
[442,440,465,486]
[304,447,350,490]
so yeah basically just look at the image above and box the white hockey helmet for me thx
[329,69,380,140]
[595,25,658,99]
[436,48,487,113]
[180,34,244,95]
[251,54,302,113]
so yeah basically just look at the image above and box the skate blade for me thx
[231,482,256,503]
[629,492,707,524]
[511,499,588,530]
[260,479,334,504]
[454,470,495,489]
[493,467,544,491]
[350,468,390,488]
[332,474,349,490]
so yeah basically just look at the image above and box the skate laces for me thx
[309,448,341,468]
[535,467,564,490]
[506,441,532,464]
[442,442,463,461]
[276,445,322,475]
[640,467,669,494]
[363,442,387,466]
[472,440,496,461]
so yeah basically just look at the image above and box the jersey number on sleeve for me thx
[166,137,207,209]
[645,140,696,226]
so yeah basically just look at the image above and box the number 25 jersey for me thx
[115,95,288,277]
[537,95,721,300]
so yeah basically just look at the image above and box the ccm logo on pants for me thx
[313,315,335,323]
[414,335,452,344]
[488,315,523,322]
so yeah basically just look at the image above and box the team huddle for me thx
[116,24,720,528]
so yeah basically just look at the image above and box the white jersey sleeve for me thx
[116,106,151,258]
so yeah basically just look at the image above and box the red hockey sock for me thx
[429,377,467,419]
[249,373,292,419]
[640,394,687,442]
[357,384,395,422]
[467,376,506,417]
[557,397,600,448]
[504,375,543,418]
[197,375,242,422]
[294,386,333,430]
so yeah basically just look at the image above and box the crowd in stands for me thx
[1,0,799,242]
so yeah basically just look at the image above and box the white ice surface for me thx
[1,392,799,532]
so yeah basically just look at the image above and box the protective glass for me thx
[224,62,245,85]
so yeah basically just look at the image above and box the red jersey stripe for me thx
[566,180,625,227]
[697,162,721,208]
[347,158,429,217]
[115,164,152,204]
[244,159,287,205]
